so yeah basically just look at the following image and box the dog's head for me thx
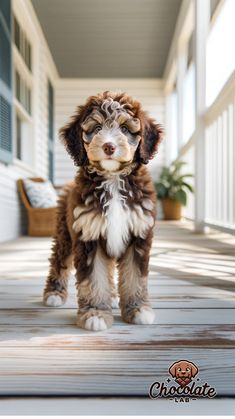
[60,91,163,173]
[169,360,198,381]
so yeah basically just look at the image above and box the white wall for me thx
[0,0,58,242]
[54,78,165,186]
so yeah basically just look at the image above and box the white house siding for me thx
[54,79,165,186]
[0,0,58,242]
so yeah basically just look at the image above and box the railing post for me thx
[177,44,187,151]
[194,0,210,232]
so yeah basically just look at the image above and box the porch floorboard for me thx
[0,221,235,396]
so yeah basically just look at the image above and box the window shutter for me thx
[0,0,13,164]
[48,80,54,182]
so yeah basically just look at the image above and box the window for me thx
[13,16,32,71]
[206,0,235,106]
[15,70,31,114]
[14,111,33,166]
[13,14,33,166]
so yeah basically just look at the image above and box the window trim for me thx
[14,97,32,123]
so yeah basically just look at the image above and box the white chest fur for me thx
[101,177,131,258]
[73,176,154,258]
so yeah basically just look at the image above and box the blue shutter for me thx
[0,0,13,164]
[48,80,54,182]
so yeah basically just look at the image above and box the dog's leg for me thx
[118,233,155,324]
[74,240,113,331]
[108,260,119,309]
[43,195,73,307]
[43,243,72,307]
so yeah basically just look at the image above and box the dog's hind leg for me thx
[43,192,73,307]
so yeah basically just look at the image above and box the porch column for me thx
[194,0,210,232]
[177,44,187,151]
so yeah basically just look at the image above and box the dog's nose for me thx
[181,371,186,375]
[102,142,116,156]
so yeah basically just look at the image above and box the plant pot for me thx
[161,198,182,220]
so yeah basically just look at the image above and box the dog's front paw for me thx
[133,306,155,324]
[77,309,113,331]
[122,305,155,325]
[43,293,65,307]
[85,316,108,331]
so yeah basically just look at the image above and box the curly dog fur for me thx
[43,91,163,331]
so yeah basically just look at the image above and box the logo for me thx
[169,360,198,387]
[149,360,216,403]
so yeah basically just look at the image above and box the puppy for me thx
[43,91,163,331]
[169,360,198,387]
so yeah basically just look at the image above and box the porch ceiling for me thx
[31,0,181,78]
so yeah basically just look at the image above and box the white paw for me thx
[133,307,155,325]
[45,295,63,307]
[84,316,108,331]
[111,296,119,309]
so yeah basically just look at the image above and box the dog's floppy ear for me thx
[169,362,178,377]
[190,363,198,378]
[138,112,163,164]
[59,106,88,167]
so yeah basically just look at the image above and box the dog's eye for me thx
[94,125,102,134]
[186,368,190,371]
[120,125,129,134]
[177,368,181,371]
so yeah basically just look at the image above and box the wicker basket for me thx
[17,177,57,236]
[161,198,182,220]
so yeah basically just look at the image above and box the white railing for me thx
[173,72,235,231]
[164,0,235,233]
[204,72,235,230]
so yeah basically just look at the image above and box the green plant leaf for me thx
[155,183,168,199]
[157,160,194,203]
[175,189,187,206]
[182,182,194,193]
[179,173,194,179]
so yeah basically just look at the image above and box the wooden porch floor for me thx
[0,221,235,397]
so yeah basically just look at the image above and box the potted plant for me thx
[155,161,194,220]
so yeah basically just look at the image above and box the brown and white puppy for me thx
[43,91,163,331]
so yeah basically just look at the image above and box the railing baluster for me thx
[228,104,233,226]
[233,98,235,226]
[222,110,227,225]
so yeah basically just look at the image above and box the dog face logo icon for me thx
[169,360,198,388]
